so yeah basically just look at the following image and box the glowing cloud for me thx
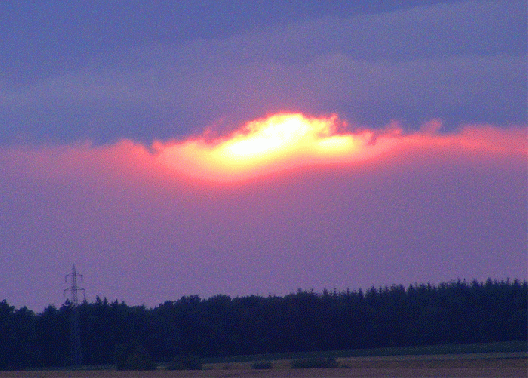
[154,113,397,182]
[152,113,526,184]
[4,113,523,188]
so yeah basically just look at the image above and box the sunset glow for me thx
[1,117,526,311]
[1,0,526,322]
[149,113,528,184]
[154,113,389,182]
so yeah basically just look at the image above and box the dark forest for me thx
[0,279,526,369]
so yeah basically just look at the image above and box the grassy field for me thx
[203,340,527,363]
[0,357,526,378]
[1,341,526,377]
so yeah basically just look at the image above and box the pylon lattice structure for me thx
[64,264,85,368]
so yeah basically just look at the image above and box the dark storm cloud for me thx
[0,0,525,144]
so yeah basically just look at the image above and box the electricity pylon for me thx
[64,264,85,368]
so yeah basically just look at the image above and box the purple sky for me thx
[0,0,526,311]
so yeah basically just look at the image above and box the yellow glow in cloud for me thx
[152,113,526,184]
[154,113,384,182]
[214,114,361,166]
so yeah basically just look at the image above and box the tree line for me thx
[0,279,526,369]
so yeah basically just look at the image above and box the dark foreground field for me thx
[1,354,526,378]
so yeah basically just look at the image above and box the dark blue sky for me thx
[0,0,525,144]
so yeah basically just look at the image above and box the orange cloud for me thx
[1,113,524,189]
[153,113,396,183]
[151,113,525,184]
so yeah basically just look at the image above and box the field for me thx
[0,354,526,378]
[1,342,526,378]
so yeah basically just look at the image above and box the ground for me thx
[0,354,526,378]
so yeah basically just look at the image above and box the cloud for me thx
[153,114,386,182]
[152,114,525,183]
[0,0,525,144]
[0,114,525,310]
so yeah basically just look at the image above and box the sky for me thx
[0,0,526,311]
